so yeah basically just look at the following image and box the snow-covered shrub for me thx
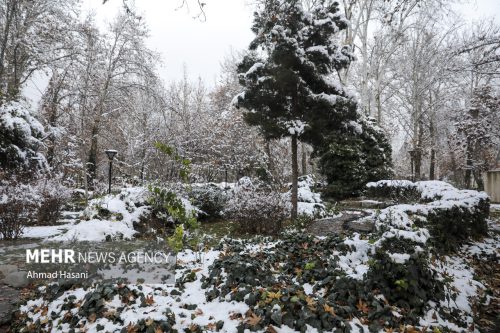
[35,178,71,225]
[0,176,38,239]
[365,179,421,203]
[148,185,199,251]
[0,175,71,238]
[366,239,444,312]
[286,175,327,218]
[225,179,289,234]
[189,183,228,220]
[0,100,45,171]
[368,180,489,252]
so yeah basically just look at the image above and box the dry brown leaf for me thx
[126,322,139,333]
[266,325,278,333]
[356,299,369,314]
[305,296,317,311]
[245,311,262,327]
[103,309,116,318]
[323,303,335,315]
[88,313,97,323]
[189,324,200,332]
[40,306,48,316]
[206,322,217,331]
[145,295,155,306]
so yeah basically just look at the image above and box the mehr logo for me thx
[26,249,75,263]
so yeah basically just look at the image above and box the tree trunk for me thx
[414,149,421,181]
[464,141,473,189]
[301,142,307,175]
[291,135,298,220]
[376,90,382,125]
[473,170,484,191]
[87,121,100,188]
[429,148,436,180]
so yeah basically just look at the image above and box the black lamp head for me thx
[105,149,118,160]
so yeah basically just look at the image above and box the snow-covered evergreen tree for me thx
[0,100,45,171]
[319,117,393,198]
[234,0,357,218]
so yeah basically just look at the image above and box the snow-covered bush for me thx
[0,176,36,239]
[225,178,289,234]
[0,175,71,238]
[365,179,421,203]
[189,183,228,220]
[0,100,45,171]
[148,185,200,251]
[35,178,71,225]
[367,180,489,252]
[286,175,327,218]
[0,178,37,239]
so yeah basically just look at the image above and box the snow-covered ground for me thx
[5,181,499,332]
[14,229,498,333]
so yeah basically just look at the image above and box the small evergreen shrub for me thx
[148,185,199,251]
[365,180,421,203]
[426,199,489,252]
[189,184,228,220]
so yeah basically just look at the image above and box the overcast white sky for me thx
[24,0,499,105]
[86,0,255,85]
[85,0,499,85]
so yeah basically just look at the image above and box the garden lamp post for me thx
[105,150,117,194]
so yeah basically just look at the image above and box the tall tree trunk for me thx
[87,120,100,188]
[464,139,473,189]
[291,135,298,220]
[473,170,484,191]
[414,148,421,180]
[0,0,16,98]
[429,149,436,180]
[301,142,307,175]
[429,118,435,180]
[376,90,382,124]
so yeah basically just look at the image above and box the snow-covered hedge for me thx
[367,180,489,252]
[225,177,290,234]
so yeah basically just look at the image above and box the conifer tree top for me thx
[234,0,359,145]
